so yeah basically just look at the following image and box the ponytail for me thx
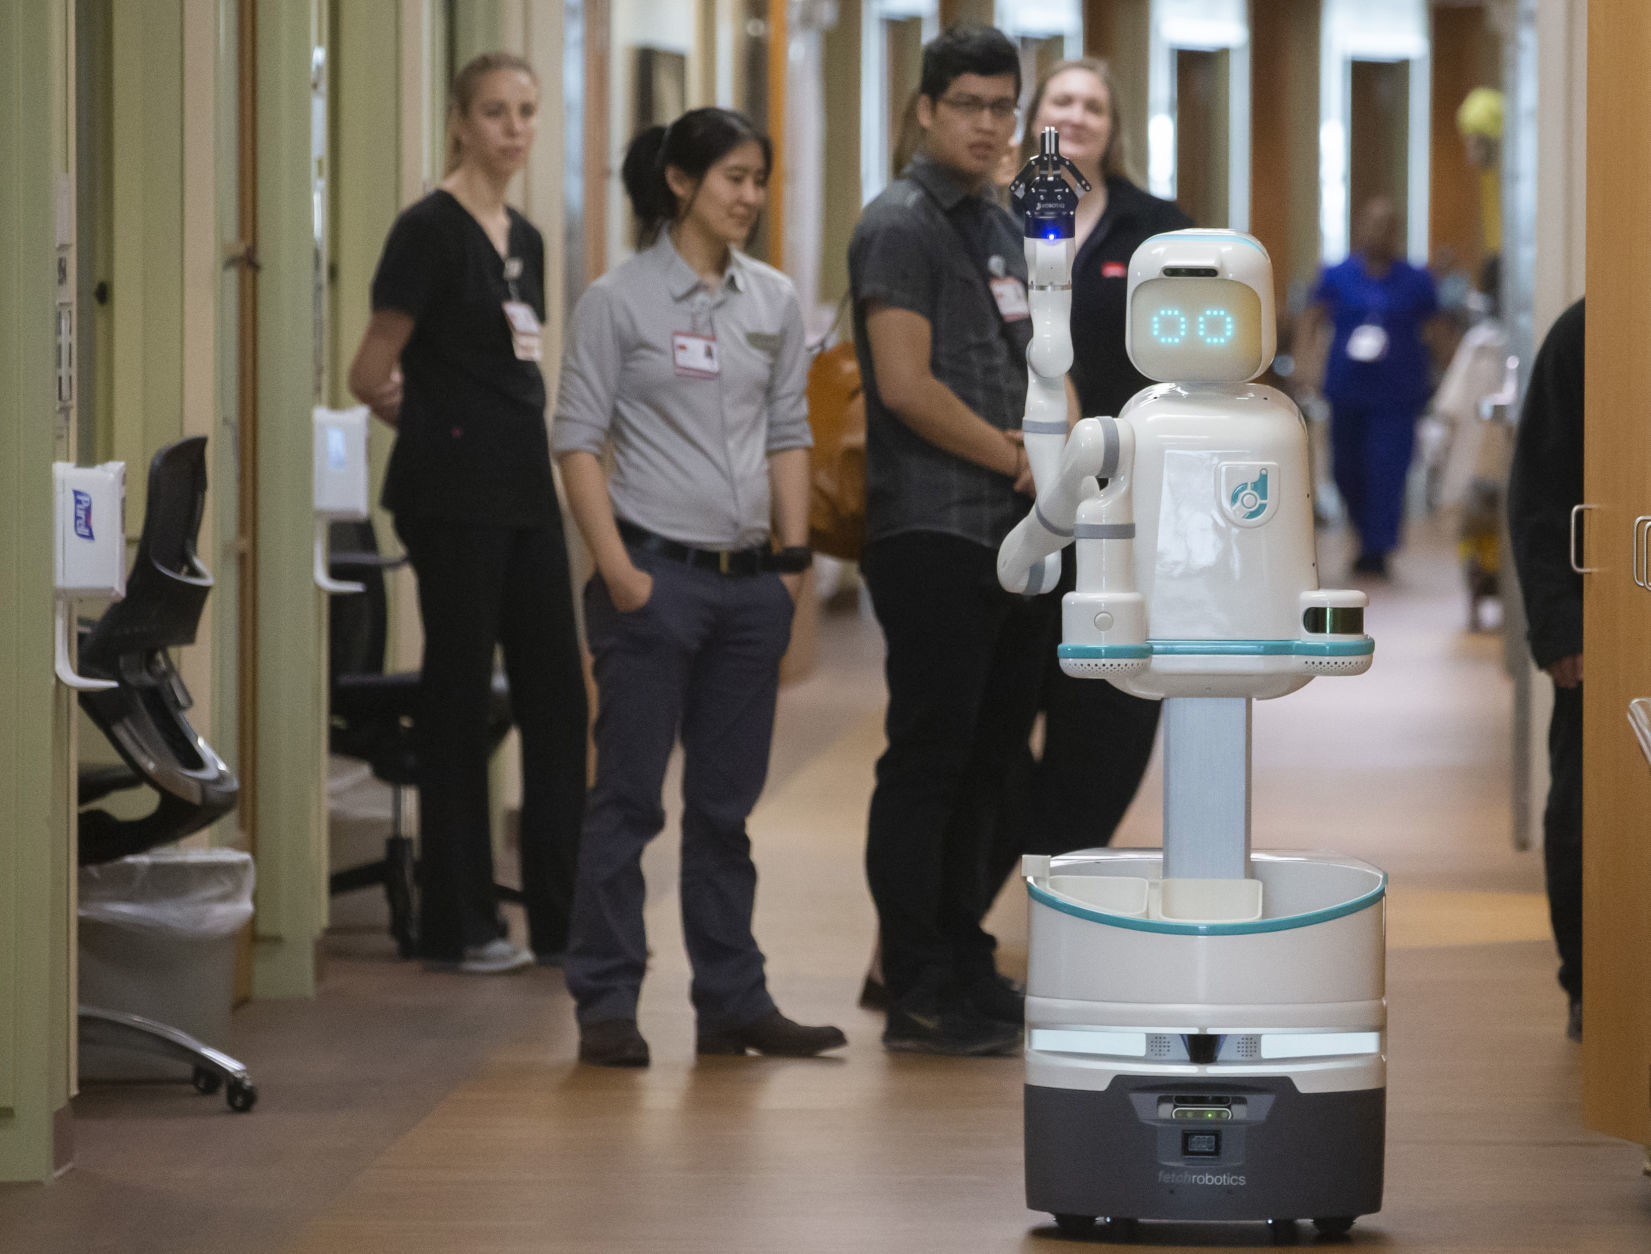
[620,125,677,247]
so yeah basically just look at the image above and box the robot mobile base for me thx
[1022,849,1386,1238]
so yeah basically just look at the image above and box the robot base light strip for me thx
[1002,131,1383,1240]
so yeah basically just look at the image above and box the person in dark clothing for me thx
[1506,296,1585,1041]
[849,24,1050,1057]
[987,59,1190,895]
[349,53,587,974]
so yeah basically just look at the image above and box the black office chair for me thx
[75,436,255,1111]
[325,519,516,958]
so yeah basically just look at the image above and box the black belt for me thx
[616,519,770,577]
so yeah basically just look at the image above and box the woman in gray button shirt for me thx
[553,107,846,1067]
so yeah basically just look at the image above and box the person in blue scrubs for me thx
[1305,197,1441,576]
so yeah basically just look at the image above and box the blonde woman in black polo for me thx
[349,53,585,975]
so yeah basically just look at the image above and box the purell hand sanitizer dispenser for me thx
[313,405,371,594]
[54,461,126,690]
[1001,139,1385,1242]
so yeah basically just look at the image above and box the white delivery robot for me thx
[1001,133,1386,1240]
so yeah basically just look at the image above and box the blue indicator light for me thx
[1152,308,1187,344]
[1197,308,1234,344]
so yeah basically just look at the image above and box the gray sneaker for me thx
[425,938,534,974]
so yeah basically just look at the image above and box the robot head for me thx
[1125,230,1277,385]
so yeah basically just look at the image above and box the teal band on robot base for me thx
[1060,642,1151,659]
[1074,523,1136,540]
[1025,873,1386,937]
[1058,638,1374,660]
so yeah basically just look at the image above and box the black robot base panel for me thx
[1025,1075,1384,1226]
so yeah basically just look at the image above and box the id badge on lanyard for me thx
[989,275,1031,322]
[1346,323,1388,363]
[672,332,720,378]
[503,301,543,361]
[501,257,542,361]
[1345,279,1389,363]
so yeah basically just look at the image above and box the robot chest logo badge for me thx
[1218,462,1279,527]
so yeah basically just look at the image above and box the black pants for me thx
[988,654,1162,894]
[863,531,1054,1003]
[987,553,1161,896]
[396,515,588,962]
[1545,682,1582,1001]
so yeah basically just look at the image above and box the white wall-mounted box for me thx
[313,406,370,521]
[54,461,127,600]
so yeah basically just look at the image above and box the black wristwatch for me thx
[767,545,813,574]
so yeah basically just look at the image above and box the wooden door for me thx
[1348,59,1409,243]
[1582,0,1651,1147]
[1174,48,1229,228]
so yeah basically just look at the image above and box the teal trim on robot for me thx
[1159,232,1267,256]
[1025,873,1387,936]
[1058,638,1374,660]
[1058,643,1152,660]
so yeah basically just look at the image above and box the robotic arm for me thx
[999,130,1141,645]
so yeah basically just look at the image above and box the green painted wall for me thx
[251,0,328,999]
[109,0,187,535]
[0,0,75,1183]
[820,0,862,310]
[330,0,404,518]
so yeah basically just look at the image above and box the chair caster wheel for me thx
[192,1066,223,1095]
[1313,1216,1355,1237]
[226,1079,258,1112]
[1053,1213,1094,1236]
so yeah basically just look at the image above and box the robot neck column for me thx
[1161,697,1252,880]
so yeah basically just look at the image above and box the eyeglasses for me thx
[937,94,1020,122]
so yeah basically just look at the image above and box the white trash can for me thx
[78,848,255,1081]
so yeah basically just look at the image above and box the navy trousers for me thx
[565,546,794,1030]
[1330,399,1422,558]
[396,516,588,963]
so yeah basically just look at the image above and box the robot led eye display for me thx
[1128,277,1262,383]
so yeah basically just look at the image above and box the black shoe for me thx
[579,1018,650,1067]
[1351,552,1389,577]
[883,996,1022,1057]
[698,1010,848,1057]
[1566,998,1583,1043]
[858,973,888,1010]
[961,971,1025,1025]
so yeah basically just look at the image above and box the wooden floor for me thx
[3,522,1649,1252]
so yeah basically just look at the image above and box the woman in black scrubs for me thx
[348,53,586,973]
[992,59,1190,886]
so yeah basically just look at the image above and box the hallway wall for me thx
[0,0,76,1183]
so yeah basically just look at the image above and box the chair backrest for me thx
[76,436,237,864]
[327,519,390,684]
[81,437,213,672]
